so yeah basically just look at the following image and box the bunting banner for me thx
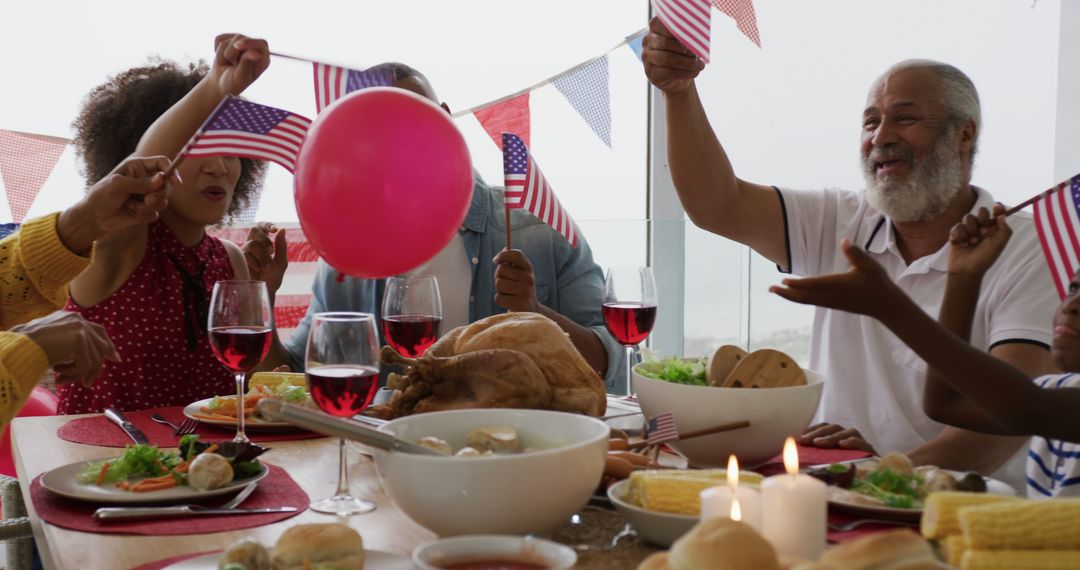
[628,35,646,61]
[0,129,68,223]
[712,0,762,47]
[474,93,531,150]
[553,57,612,147]
[651,0,712,62]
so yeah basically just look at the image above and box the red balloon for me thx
[295,88,473,278]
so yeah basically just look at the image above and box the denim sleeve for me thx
[283,261,332,371]
[550,234,626,394]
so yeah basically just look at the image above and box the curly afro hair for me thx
[71,59,266,224]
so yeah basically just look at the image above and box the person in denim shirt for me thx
[247,63,625,393]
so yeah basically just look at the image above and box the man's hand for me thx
[493,249,541,313]
[10,311,119,387]
[57,155,178,254]
[799,422,877,454]
[769,240,900,320]
[642,17,706,95]
[947,205,1012,278]
[210,33,270,98]
[242,222,288,296]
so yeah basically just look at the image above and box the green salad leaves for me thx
[75,444,181,485]
[636,356,709,386]
[851,468,925,509]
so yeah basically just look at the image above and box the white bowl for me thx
[373,409,609,536]
[633,363,824,467]
[607,479,697,547]
[412,535,576,569]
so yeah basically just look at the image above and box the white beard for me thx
[862,128,966,222]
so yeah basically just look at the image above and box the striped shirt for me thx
[1027,373,1080,498]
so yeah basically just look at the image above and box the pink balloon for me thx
[295,88,474,278]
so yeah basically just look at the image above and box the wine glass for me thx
[208,280,274,443]
[381,275,443,358]
[603,267,658,397]
[305,312,381,515]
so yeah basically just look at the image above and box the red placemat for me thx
[57,406,326,447]
[827,511,919,543]
[130,550,221,570]
[754,445,872,477]
[31,463,307,535]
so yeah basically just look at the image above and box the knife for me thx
[104,408,149,445]
[92,506,298,521]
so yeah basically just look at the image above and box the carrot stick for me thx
[175,461,189,474]
[192,412,239,422]
[204,443,219,454]
[96,463,109,486]
[131,479,176,492]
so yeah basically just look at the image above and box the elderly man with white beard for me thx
[642,18,1057,488]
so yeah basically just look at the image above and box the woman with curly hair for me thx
[59,34,271,414]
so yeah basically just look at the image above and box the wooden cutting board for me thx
[707,345,748,387]
[720,348,807,388]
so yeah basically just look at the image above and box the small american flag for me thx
[182,96,311,173]
[313,63,394,113]
[502,133,578,247]
[1034,174,1080,299]
[651,0,711,62]
[645,412,680,445]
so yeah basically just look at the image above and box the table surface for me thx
[13,414,437,570]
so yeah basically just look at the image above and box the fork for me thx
[174,418,199,436]
[828,518,918,532]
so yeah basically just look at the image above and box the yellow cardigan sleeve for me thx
[0,213,91,330]
[0,332,50,428]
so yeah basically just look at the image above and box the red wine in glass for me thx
[209,326,273,373]
[602,302,657,346]
[307,365,380,418]
[382,315,442,358]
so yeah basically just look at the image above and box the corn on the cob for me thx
[960,499,1080,550]
[920,492,1020,539]
[249,371,306,391]
[942,534,967,568]
[626,469,763,515]
[961,549,1080,570]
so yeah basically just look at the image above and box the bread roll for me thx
[636,552,670,570]
[667,518,780,570]
[218,538,269,570]
[818,529,943,570]
[271,523,365,570]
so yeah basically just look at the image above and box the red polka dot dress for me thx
[58,221,236,414]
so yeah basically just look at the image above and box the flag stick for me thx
[160,96,233,182]
[269,51,314,64]
[1003,187,1057,217]
[505,204,513,250]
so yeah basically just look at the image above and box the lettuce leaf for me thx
[637,356,708,386]
[76,444,181,485]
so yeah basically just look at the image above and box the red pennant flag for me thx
[712,0,762,47]
[0,130,68,223]
[474,93,531,150]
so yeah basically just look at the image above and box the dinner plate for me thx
[40,457,269,504]
[826,469,1016,522]
[182,398,295,431]
[163,549,412,569]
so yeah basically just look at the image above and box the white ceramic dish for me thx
[164,549,411,569]
[633,362,825,467]
[183,398,295,431]
[373,408,608,536]
[827,469,1016,522]
[412,535,576,570]
[606,478,697,547]
[40,458,267,504]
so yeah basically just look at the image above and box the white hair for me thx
[884,59,981,162]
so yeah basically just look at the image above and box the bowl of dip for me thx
[412,535,576,570]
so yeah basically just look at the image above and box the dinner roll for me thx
[271,523,365,570]
[667,518,780,570]
[636,552,670,570]
[819,529,945,570]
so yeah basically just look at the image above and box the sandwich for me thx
[270,523,365,570]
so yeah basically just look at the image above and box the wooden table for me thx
[12,414,437,569]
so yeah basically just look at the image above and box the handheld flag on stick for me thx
[644,412,680,445]
[164,95,311,178]
[1030,173,1080,299]
[313,63,395,113]
[502,133,579,249]
[651,0,712,62]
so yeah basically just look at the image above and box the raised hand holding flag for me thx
[502,133,579,249]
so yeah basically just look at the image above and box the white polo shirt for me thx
[777,185,1056,467]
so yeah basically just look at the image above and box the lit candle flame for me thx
[730,496,742,521]
[783,437,799,476]
[727,455,739,489]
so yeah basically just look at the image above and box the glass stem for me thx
[625,345,635,397]
[335,437,351,498]
[234,372,249,443]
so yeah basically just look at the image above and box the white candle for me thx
[762,437,826,561]
[700,455,763,531]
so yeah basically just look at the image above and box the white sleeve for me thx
[775,187,857,277]
[983,222,1057,349]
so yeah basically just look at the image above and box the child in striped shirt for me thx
[772,204,1079,498]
